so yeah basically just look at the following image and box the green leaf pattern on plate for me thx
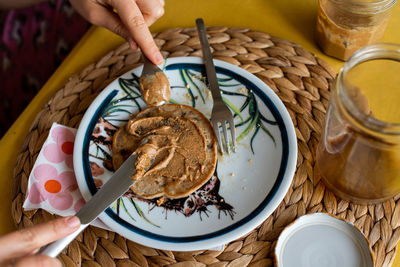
[177,67,277,152]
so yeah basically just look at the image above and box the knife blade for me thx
[39,152,138,257]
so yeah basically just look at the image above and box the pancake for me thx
[112,104,217,199]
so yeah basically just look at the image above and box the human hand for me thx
[0,216,80,267]
[69,0,165,65]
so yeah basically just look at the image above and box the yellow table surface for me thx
[1,0,400,263]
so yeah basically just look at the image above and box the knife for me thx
[39,152,139,257]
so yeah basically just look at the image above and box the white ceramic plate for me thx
[74,57,297,251]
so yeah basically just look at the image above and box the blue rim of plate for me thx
[74,57,297,249]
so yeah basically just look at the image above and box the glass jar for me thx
[316,43,400,204]
[316,0,397,61]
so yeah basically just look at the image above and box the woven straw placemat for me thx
[11,26,400,267]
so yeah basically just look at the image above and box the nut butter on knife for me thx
[39,152,139,257]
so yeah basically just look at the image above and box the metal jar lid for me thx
[275,213,374,267]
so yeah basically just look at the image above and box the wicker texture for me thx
[11,26,400,267]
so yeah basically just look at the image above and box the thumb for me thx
[12,254,62,267]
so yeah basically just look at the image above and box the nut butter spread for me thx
[139,72,171,106]
[112,104,217,199]
[316,0,390,61]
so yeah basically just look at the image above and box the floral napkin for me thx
[23,123,110,230]
[22,122,224,250]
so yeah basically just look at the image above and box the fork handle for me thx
[196,18,223,101]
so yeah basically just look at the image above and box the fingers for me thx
[15,255,62,267]
[0,216,80,262]
[69,0,164,64]
[1,255,62,267]
[156,0,165,8]
[136,0,165,26]
[94,10,139,50]
[111,0,164,64]
[70,0,139,50]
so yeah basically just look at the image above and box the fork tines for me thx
[212,118,236,155]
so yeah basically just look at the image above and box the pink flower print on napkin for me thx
[29,164,77,210]
[43,125,75,169]
[74,197,86,213]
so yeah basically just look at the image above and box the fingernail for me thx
[65,216,80,228]
[155,52,164,65]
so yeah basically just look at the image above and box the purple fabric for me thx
[0,0,90,136]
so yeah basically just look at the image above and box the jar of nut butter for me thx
[316,43,400,204]
[316,0,397,61]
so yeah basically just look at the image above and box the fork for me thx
[196,18,236,154]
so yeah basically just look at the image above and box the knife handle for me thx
[38,223,89,257]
